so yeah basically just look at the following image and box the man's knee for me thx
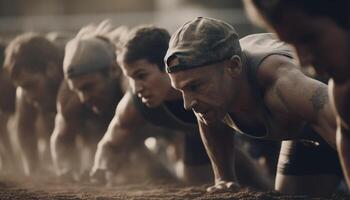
[275,173,340,196]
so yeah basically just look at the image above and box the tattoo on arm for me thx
[310,86,329,115]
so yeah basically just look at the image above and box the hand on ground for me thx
[206,180,240,193]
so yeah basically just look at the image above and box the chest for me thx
[227,95,305,140]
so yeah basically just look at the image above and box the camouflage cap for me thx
[63,37,115,78]
[165,17,240,73]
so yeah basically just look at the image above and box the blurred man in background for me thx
[50,23,127,182]
[244,0,350,188]
[3,33,63,176]
[0,40,17,174]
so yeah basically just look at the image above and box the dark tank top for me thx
[132,94,210,166]
[223,33,297,139]
[132,94,198,133]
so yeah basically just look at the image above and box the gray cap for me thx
[165,17,240,73]
[64,37,115,78]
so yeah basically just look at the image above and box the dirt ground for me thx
[1,144,348,200]
[0,176,349,200]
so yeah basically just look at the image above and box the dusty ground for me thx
[1,143,348,200]
[0,176,349,200]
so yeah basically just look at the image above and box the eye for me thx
[135,73,147,80]
[22,82,35,90]
[80,83,94,92]
[189,82,201,92]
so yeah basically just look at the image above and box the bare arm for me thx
[336,118,350,188]
[197,119,237,192]
[262,55,336,146]
[50,83,82,177]
[91,91,146,179]
[330,79,350,188]
[330,79,350,129]
[15,87,39,176]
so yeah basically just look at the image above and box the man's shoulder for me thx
[240,33,277,44]
[57,80,84,118]
[240,33,290,53]
[257,54,302,91]
[114,92,146,129]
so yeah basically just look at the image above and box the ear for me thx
[225,55,242,77]
[109,62,122,78]
[45,62,60,80]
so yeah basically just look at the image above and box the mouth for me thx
[85,101,95,107]
[142,97,153,105]
[195,109,218,123]
[86,101,102,110]
[194,109,209,118]
[138,94,151,103]
[91,106,101,114]
[141,97,148,103]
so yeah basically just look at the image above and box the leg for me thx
[275,140,342,197]
[235,147,274,190]
[0,113,17,173]
[336,121,350,188]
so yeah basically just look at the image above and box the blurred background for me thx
[0,0,264,40]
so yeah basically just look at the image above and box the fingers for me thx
[225,181,237,189]
[206,181,240,193]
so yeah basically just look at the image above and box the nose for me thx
[182,92,196,111]
[77,91,92,104]
[131,80,144,95]
[295,45,314,67]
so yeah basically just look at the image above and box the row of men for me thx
[0,0,349,197]
[0,22,270,189]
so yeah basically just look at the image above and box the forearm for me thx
[198,121,236,183]
[92,140,121,172]
[92,125,135,174]
[16,123,38,175]
[336,119,350,188]
[50,129,78,175]
[15,93,40,175]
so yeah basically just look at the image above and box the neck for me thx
[49,73,63,95]
[165,87,182,101]
[110,77,124,106]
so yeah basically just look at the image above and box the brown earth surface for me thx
[0,177,349,200]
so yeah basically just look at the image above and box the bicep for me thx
[274,69,331,121]
[272,67,336,144]
[102,92,146,144]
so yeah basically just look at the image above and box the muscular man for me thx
[165,17,342,196]
[50,25,126,181]
[244,0,350,187]
[3,33,63,176]
[91,26,269,188]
